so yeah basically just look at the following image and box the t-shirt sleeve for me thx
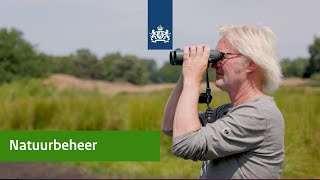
[162,112,209,137]
[172,104,267,161]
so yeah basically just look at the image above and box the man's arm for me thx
[173,80,201,138]
[161,74,183,136]
[172,104,266,161]
[172,45,211,138]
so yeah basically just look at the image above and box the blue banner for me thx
[148,0,172,50]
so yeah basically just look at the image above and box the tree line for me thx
[0,27,319,85]
[0,28,181,85]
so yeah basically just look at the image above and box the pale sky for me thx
[1,0,319,66]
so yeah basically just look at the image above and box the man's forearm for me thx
[173,81,201,138]
[161,75,184,132]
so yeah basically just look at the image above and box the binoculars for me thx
[169,48,224,65]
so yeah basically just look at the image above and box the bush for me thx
[0,28,49,83]
[310,73,320,86]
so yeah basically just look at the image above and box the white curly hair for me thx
[218,25,283,93]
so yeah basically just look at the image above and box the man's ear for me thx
[246,60,258,73]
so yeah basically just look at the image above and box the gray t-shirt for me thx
[171,96,285,179]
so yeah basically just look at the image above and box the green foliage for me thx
[48,55,73,74]
[308,37,320,71]
[0,27,187,85]
[47,51,155,85]
[274,86,320,178]
[141,59,158,73]
[140,59,158,83]
[0,28,49,83]
[304,37,320,78]
[2,26,320,85]
[309,73,320,86]
[310,73,320,81]
[281,57,309,77]
[97,53,149,85]
[70,49,99,79]
[0,27,162,85]
[0,79,126,130]
[95,52,121,81]
[152,62,181,83]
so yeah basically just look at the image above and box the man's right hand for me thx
[182,45,211,85]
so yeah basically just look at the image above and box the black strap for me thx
[198,64,213,108]
[203,64,215,123]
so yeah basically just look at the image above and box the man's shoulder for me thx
[215,103,232,112]
[229,95,284,131]
[230,95,279,114]
[240,95,283,119]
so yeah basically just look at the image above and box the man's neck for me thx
[228,80,265,107]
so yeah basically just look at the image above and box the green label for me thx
[0,131,160,162]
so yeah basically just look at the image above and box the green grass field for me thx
[0,79,319,178]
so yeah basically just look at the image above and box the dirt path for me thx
[45,74,178,95]
[0,162,96,179]
[45,74,309,95]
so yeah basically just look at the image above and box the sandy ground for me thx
[44,74,177,94]
[0,74,309,179]
[45,74,309,95]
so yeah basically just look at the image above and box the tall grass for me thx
[275,86,320,178]
[0,80,319,178]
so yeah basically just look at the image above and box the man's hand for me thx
[172,44,210,138]
[182,44,211,84]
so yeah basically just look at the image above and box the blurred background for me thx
[0,0,319,178]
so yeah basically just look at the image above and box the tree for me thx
[281,57,309,77]
[303,37,320,78]
[47,55,73,74]
[154,62,181,83]
[97,52,122,81]
[98,53,148,85]
[140,59,158,83]
[70,49,99,79]
[0,28,49,83]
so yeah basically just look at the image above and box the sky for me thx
[1,0,319,66]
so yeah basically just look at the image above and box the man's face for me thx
[212,36,247,92]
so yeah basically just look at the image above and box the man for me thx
[161,25,285,179]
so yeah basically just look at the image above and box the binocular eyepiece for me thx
[169,48,224,65]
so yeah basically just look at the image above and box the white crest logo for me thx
[150,25,171,43]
